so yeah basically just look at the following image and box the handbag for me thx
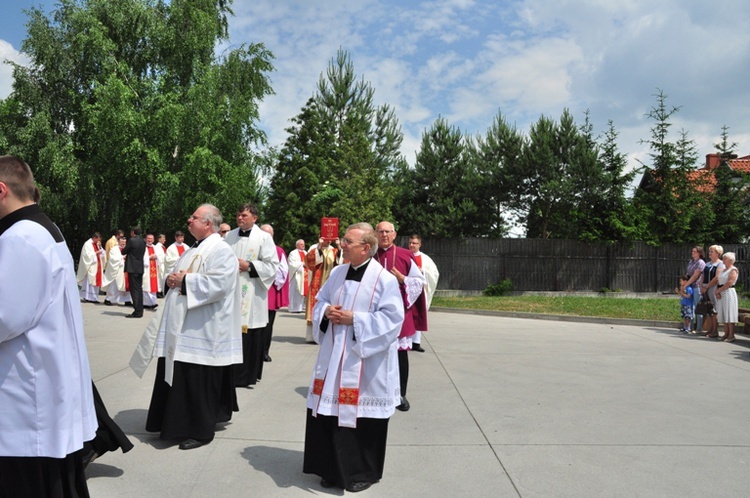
[695,294,713,315]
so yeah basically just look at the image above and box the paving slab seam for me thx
[429,337,524,498]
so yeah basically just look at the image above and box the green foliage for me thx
[0,0,273,252]
[267,49,404,248]
[393,117,492,237]
[483,278,513,296]
[632,90,709,245]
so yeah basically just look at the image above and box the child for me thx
[675,274,693,333]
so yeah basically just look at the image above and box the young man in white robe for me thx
[130,203,242,450]
[0,155,97,496]
[224,203,279,387]
[77,231,106,303]
[164,230,187,276]
[303,222,404,493]
[408,234,440,352]
[142,233,165,308]
[102,236,131,305]
[287,239,308,313]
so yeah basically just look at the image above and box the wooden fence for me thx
[401,238,750,293]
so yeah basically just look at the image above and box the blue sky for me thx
[2,0,750,177]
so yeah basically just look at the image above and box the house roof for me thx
[638,153,750,195]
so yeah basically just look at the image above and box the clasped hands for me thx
[326,305,353,326]
[167,270,187,289]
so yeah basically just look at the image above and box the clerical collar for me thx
[345,258,371,281]
[0,203,64,241]
[191,237,207,248]
[238,227,252,237]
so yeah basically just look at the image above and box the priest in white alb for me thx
[164,230,187,276]
[287,239,308,313]
[408,233,439,352]
[102,235,131,306]
[303,222,404,494]
[77,231,106,303]
[224,203,278,387]
[142,233,165,308]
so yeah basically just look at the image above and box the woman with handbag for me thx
[700,245,724,338]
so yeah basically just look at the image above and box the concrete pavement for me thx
[82,303,750,497]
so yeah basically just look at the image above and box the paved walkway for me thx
[83,304,750,497]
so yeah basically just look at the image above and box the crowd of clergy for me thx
[63,201,442,495]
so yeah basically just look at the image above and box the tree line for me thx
[1,0,748,253]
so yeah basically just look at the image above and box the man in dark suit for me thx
[121,226,145,318]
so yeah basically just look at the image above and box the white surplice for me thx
[287,248,307,312]
[225,225,279,329]
[0,207,97,458]
[307,259,404,428]
[129,233,241,384]
[102,245,130,303]
[164,242,187,275]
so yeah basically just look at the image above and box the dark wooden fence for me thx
[401,238,750,293]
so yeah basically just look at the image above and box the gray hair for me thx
[723,252,736,264]
[200,204,222,232]
[348,222,377,257]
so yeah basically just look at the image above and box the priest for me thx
[287,239,308,313]
[224,203,278,387]
[77,231,106,303]
[131,203,241,450]
[0,155,97,496]
[375,221,426,412]
[408,233,440,352]
[102,235,131,306]
[142,233,165,309]
[303,222,403,493]
[164,230,187,276]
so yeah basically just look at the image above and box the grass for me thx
[431,295,750,322]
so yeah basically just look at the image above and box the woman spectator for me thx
[700,245,724,338]
[715,252,739,343]
[685,246,706,332]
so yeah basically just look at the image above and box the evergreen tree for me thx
[393,117,484,237]
[633,90,708,244]
[267,48,405,245]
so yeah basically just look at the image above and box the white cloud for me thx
[0,40,29,100]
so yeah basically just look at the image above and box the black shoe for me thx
[346,481,372,493]
[126,312,143,318]
[103,300,112,306]
[178,438,209,450]
[412,344,425,352]
[320,479,336,489]
[264,354,272,362]
[396,396,410,412]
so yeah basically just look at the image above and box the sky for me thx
[2,0,750,179]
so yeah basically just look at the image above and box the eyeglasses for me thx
[376,230,393,235]
[219,230,229,234]
[341,237,364,246]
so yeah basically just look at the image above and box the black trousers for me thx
[398,349,409,396]
[262,310,277,356]
[128,272,143,315]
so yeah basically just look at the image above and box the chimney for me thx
[705,153,722,170]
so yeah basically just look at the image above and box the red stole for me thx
[147,245,158,290]
[94,242,103,286]
[414,253,423,270]
[299,249,309,296]
[121,248,130,291]
[176,244,186,256]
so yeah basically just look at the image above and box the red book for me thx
[321,217,339,241]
